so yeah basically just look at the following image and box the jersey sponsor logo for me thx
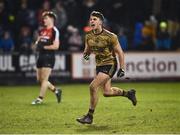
[40,29,53,39]
[40,36,50,39]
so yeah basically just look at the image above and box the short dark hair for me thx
[90,11,104,21]
[42,11,57,21]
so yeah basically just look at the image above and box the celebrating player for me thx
[31,11,62,105]
[76,11,137,124]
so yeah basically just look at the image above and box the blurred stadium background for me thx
[0,0,180,134]
[0,0,180,84]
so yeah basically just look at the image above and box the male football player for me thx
[31,11,62,105]
[76,11,137,124]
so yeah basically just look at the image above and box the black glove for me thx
[117,68,125,78]
[83,53,89,60]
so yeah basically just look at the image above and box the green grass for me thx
[0,82,180,134]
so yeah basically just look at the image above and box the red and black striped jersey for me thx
[38,26,60,54]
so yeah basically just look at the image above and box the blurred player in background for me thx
[77,11,137,124]
[31,11,62,105]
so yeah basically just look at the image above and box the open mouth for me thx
[91,24,95,27]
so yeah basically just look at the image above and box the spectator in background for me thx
[0,0,179,53]
[173,28,180,51]
[63,0,81,27]
[149,15,158,31]
[18,26,32,54]
[0,0,9,29]
[167,19,179,38]
[0,30,14,53]
[0,27,2,52]
[132,22,143,50]
[67,25,83,51]
[16,0,35,29]
[118,27,128,51]
[80,0,98,28]
[0,26,3,37]
[0,39,2,53]
[52,0,67,30]
[37,0,51,23]
[141,20,156,51]
[156,21,171,50]
[168,19,180,50]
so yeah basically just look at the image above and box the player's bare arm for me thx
[31,37,40,50]
[44,40,60,50]
[114,42,125,70]
[114,42,125,78]
[83,38,91,60]
[83,42,91,55]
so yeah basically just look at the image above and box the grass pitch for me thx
[0,82,180,134]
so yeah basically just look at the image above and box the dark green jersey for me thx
[85,29,119,66]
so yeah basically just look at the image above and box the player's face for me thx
[43,16,53,27]
[89,16,102,30]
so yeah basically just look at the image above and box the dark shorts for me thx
[96,63,117,78]
[36,54,55,68]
